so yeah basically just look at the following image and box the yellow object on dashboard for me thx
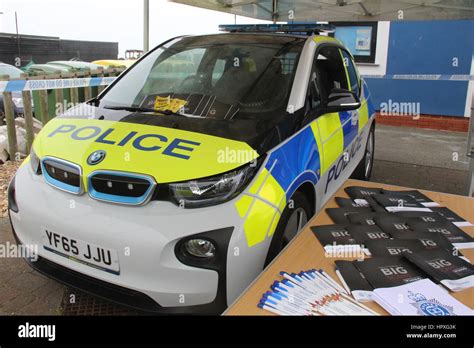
[154,96,188,113]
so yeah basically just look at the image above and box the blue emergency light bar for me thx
[218,23,336,35]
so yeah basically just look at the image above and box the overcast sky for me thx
[0,0,269,57]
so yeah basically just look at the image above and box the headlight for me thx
[183,239,216,258]
[30,148,41,175]
[169,158,263,208]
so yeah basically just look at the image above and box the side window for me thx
[314,45,349,103]
[340,50,360,96]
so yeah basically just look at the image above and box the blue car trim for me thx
[40,157,83,195]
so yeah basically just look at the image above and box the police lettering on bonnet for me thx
[48,124,201,160]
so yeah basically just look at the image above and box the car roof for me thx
[178,32,344,48]
[192,31,310,40]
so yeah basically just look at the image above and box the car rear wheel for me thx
[351,125,375,181]
[264,191,311,267]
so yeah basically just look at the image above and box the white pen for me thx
[258,302,291,316]
[278,271,376,315]
[276,281,323,311]
[334,267,352,295]
[271,290,321,315]
[319,269,349,295]
[263,292,317,315]
[301,270,376,315]
[260,296,308,315]
[285,273,353,315]
[307,270,339,294]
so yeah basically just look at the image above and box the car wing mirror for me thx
[324,88,361,112]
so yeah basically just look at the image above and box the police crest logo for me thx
[408,291,454,316]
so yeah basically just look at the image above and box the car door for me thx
[304,44,362,209]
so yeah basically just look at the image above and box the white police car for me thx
[9,24,375,314]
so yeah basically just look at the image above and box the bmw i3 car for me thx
[8,24,375,314]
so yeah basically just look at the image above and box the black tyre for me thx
[351,125,375,181]
[264,191,312,267]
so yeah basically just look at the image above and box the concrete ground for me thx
[0,124,471,315]
[0,218,64,315]
[371,125,470,195]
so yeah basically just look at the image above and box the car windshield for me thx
[0,64,23,79]
[99,34,305,120]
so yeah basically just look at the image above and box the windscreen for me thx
[99,34,305,120]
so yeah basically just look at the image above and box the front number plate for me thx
[42,228,120,274]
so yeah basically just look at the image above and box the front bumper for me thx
[9,164,248,314]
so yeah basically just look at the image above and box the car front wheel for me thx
[351,125,375,181]
[264,191,311,267]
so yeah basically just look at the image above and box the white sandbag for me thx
[14,117,43,134]
[0,125,28,162]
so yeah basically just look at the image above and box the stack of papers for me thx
[373,278,474,315]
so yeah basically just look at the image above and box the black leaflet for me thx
[353,257,426,289]
[402,249,474,291]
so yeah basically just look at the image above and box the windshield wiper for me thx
[103,105,186,117]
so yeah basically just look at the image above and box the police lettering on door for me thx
[325,133,363,193]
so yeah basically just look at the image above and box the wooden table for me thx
[225,179,474,315]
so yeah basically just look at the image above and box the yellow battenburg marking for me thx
[19,156,31,168]
[154,96,188,113]
[310,121,324,171]
[313,36,341,45]
[33,118,258,186]
[238,169,286,247]
[258,173,286,211]
[267,210,281,237]
[248,168,269,195]
[235,195,254,218]
[278,196,287,212]
[316,113,344,173]
[243,199,275,247]
[358,100,369,132]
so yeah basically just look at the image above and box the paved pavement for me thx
[372,125,470,195]
[0,218,64,315]
[374,125,470,171]
[0,124,471,315]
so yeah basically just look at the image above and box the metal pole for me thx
[272,0,278,23]
[15,11,21,62]
[466,90,474,196]
[143,0,149,53]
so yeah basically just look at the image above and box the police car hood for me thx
[33,108,265,184]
